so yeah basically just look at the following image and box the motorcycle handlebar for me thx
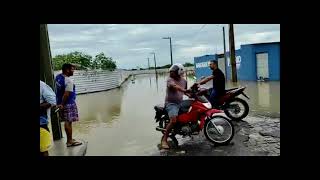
[186,83,205,97]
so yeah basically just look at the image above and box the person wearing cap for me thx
[161,63,190,149]
[194,60,225,107]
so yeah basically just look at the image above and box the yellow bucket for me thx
[40,127,52,152]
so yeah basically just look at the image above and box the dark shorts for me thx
[61,103,79,122]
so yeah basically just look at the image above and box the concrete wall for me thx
[194,42,280,81]
[54,70,122,94]
[251,43,280,80]
[194,55,217,79]
[130,67,194,75]
[53,67,194,94]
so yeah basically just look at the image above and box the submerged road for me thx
[71,73,280,156]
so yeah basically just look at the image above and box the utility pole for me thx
[229,24,237,82]
[147,58,150,70]
[223,26,227,81]
[40,24,63,140]
[169,38,173,65]
[162,37,173,65]
[151,52,157,74]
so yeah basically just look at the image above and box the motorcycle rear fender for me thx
[241,92,250,99]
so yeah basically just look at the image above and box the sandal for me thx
[66,141,82,147]
[161,141,170,149]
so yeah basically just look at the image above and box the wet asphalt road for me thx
[154,116,280,156]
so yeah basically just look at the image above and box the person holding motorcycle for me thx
[161,63,191,149]
[194,60,225,108]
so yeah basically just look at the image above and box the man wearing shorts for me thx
[161,63,190,149]
[55,63,82,147]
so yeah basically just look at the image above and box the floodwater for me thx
[72,73,280,156]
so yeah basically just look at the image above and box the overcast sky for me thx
[48,24,280,69]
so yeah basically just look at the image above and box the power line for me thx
[188,24,209,49]
[192,24,207,42]
[171,24,207,49]
[168,24,208,64]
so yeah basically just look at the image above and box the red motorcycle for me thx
[198,86,250,121]
[154,84,234,146]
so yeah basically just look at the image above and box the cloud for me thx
[178,44,212,57]
[50,34,95,43]
[48,24,280,69]
[128,27,150,35]
[240,31,280,43]
[129,48,155,51]
[80,28,104,35]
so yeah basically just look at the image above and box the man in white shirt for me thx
[40,80,56,156]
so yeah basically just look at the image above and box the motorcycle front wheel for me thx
[224,98,249,121]
[204,116,234,145]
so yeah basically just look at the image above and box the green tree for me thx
[52,51,117,71]
[161,64,172,69]
[52,51,92,70]
[53,54,66,70]
[91,54,101,69]
[94,52,117,71]
[183,62,194,67]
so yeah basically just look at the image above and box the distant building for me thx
[194,42,280,81]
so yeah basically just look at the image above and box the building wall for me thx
[251,43,280,80]
[225,49,242,81]
[194,42,280,81]
[194,55,217,79]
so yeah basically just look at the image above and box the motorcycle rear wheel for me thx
[224,98,249,121]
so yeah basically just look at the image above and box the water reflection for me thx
[155,73,159,92]
[149,76,151,87]
[257,82,270,108]
[74,87,124,134]
[131,75,136,84]
[224,81,280,117]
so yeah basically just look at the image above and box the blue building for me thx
[194,42,280,81]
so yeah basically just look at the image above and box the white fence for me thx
[130,67,194,75]
[53,67,194,94]
[54,70,130,94]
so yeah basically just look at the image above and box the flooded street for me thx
[71,73,280,156]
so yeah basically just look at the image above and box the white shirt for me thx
[64,76,74,92]
[40,81,56,124]
[40,80,56,105]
